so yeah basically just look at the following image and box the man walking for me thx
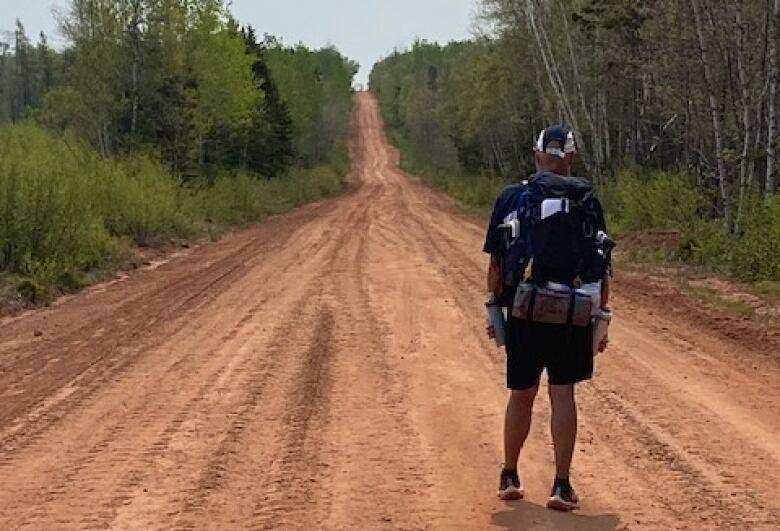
[483,126,609,511]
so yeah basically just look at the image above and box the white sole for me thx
[497,487,524,501]
[546,495,579,511]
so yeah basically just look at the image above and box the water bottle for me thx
[486,294,507,347]
[592,306,613,356]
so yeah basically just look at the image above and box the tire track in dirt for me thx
[7,294,281,529]
[154,165,382,529]
[0,228,290,454]
[177,239,354,529]
[246,307,336,530]
[108,201,373,529]
[582,382,771,528]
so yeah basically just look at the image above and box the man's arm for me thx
[484,190,507,340]
[488,255,503,297]
[590,195,611,307]
[594,196,611,351]
[485,254,502,340]
[484,190,508,297]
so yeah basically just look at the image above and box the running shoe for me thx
[547,478,579,511]
[497,468,524,500]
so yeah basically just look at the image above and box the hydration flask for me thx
[592,306,613,356]
[486,294,507,347]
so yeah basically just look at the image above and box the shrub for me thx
[190,163,344,227]
[607,170,780,281]
[0,121,346,298]
[730,196,780,280]
[97,154,196,246]
[605,169,705,234]
[679,220,732,273]
[433,172,508,210]
[0,123,120,286]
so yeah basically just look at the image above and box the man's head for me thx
[533,126,577,175]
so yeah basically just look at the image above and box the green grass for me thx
[753,281,780,298]
[0,122,346,304]
[684,283,757,319]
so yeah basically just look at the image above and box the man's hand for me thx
[487,255,503,297]
[486,323,497,340]
[598,335,609,353]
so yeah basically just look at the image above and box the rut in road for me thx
[0,93,778,531]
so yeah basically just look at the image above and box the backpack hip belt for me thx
[512,282,592,328]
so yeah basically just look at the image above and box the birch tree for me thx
[691,0,732,229]
[767,0,780,196]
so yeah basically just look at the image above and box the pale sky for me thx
[1,0,478,85]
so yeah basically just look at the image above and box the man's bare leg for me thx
[549,384,577,480]
[504,386,538,469]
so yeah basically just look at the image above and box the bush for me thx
[729,196,780,280]
[679,220,731,273]
[681,199,780,282]
[191,162,344,227]
[0,123,121,287]
[605,169,705,234]
[423,171,508,210]
[606,170,780,281]
[98,154,196,246]
[0,122,346,299]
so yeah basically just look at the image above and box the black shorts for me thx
[505,315,594,390]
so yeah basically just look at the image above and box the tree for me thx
[6,1,356,180]
[242,28,294,177]
[187,7,258,167]
[691,0,732,230]
[266,43,357,167]
[767,0,780,195]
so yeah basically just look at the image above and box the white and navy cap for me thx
[534,126,577,159]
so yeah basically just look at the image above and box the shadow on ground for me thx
[492,501,620,531]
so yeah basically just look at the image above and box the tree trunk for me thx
[600,88,610,163]
[130,8,140,136]
[749,80,767,193]
[560,1,600,178]
[749,10,772,192]
[0,44,8,123]
[531,54,548,124]
[735,4,751,233]
[692,0,733,230]
[766,0,780,196]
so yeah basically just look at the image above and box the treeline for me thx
[1,2,356,176]
[0,1,357,302]
[370,0,780,281]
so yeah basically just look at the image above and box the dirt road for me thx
[0,93,778,530]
